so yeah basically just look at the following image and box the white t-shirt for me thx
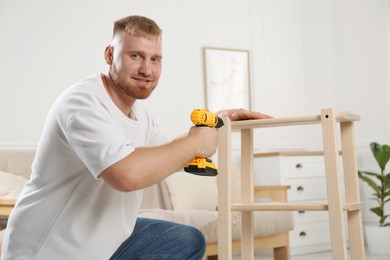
[2,74,168,260]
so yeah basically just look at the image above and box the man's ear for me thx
[104,45,113,65]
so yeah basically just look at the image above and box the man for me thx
[2,15,270,259]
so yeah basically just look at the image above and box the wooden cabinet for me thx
[254,151,345,255]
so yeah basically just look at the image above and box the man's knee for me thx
[179,225,206,259]
[124,218,206,259]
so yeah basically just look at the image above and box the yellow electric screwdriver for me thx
[183,109,224,176]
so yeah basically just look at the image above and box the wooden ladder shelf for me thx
[217,108,365,260]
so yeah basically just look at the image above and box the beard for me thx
[110,65,157,100]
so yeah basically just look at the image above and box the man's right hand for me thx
[187,126,218,158]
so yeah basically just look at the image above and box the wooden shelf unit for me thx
[217,108,365,260]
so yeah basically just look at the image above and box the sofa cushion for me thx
[165,172,218,211]
[0,150,35,180]
[138,208,294,243]
[0,171,28,199]
[141,180,173,210]
[164,165,243,211]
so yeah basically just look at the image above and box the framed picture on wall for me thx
[203,47,252,112]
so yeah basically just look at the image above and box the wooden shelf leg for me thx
[340,121,365,260]
[320,108,348,260]
[218,116,233,260]
[241,128,255,260]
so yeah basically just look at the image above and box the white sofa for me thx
[0,150,294,259]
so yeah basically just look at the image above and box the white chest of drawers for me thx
[253,151,345,255]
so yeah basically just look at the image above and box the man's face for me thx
[108,31,162,100]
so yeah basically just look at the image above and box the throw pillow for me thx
[0,171,28,199]
[165,171,218,211]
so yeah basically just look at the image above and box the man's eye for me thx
[130,54,141,59]
[151,57,161,63]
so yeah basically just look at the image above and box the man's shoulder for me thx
[67,74,102,93]
[57,74,103,103]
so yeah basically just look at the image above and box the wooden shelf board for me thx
[230,112,360,130]
[231,202,364,212]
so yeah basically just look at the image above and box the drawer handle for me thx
[297,186,304,191]
[298,210,305,214]
[299,231,307,237]
[295,163,303,169]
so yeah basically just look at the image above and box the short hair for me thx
[113,15,162,40]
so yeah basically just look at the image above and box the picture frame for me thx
[203,47,252,112]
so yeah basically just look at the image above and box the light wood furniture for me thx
[254,151,344,255]
[205,185,291,259]
[0,199,16,217]
[217,108,365,260]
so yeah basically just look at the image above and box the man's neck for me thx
[101,72,136,119]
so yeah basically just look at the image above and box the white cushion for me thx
[165,172,218,211]
[165,164,244,211]
[0,171,28,199]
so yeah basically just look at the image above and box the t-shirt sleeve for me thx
[66,106,134,179]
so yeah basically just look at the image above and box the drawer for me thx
[294,209,329,224]
[282,156,326,179]
[286,177,345,201]
[283,156,344,179]
[290,221,331,248]
[287,177,328,201]
[254,154,344,186]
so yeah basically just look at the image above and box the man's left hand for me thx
[216,108,272,121]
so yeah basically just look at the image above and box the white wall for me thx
[250,0,390,152]
[248,0,390,223]
[1,0,390,222]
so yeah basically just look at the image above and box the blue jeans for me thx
[110,217,206,260]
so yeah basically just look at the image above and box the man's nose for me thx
[139,60,152,77]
